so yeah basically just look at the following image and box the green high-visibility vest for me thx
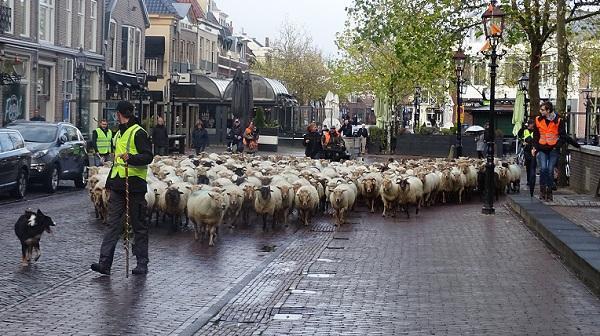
[95,128,112,154]
[110,124,148,180]
[522,129,533,140]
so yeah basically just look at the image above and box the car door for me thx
[68,126,87,174]
[0,132,17,188]
[57,126,74,175]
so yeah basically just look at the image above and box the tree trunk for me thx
[556,0,570,187]
[528,43,544,118]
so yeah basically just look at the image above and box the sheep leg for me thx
[208,225,217,246]
[262,213,268,231]
[193,220,199,241]
[382,200,387,217]
[416,199,421,215]
[458,189,463,204]
[370,199,375,213]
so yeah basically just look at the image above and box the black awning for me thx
[145,36,165,58]
[105,71,139,89]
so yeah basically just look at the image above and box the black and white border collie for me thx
[14,209,55,266]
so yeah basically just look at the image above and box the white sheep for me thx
[329,183,356,226]
[379,176,400,217]
[294,185,319,227]
[397,176,424,218]
[187,189,228,246]
[254,185,283,231]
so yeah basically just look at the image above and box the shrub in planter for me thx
[254,107,266,128]
[368,126,387,153]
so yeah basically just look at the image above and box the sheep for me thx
[187,190,228,246]
[507,163,522,193]
[360,176,379,213]
[223,184,244,227]
[379,176,400,217]
[397,176,424,218]
[329,183,356,226]
[294,185,319,227]
[417,171,440,207]
[495,165,510,197]
[272,180,294,226]
[449,167,467,204]
[254,185,283,231]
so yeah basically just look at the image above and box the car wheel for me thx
[45,165,60,193]
[11,169,28,199]
[74,165,88,189]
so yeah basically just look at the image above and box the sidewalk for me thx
[508,188,600,296]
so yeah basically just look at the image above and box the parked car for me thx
[0,128,31,198]
[7,121,89,193]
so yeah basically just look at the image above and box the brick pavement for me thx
[191,202,600,335]
[2,190,600,335]
[539,189,600,238]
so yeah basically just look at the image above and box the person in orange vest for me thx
[532,101,566,201]
[243,121,259,153]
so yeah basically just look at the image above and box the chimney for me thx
[265,37,270,47]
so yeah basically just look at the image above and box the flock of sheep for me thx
[88,153,522,246]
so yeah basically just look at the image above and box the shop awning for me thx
[105,71,140,89]
[171,75,231,102]
[145,36,165,58]
[223,74,290,103]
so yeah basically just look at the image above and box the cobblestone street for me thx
[0,191,599,335]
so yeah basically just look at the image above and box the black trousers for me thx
[99,190,148,268]
[524,152,536,187]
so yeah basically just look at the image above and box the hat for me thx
[116,101,134,118]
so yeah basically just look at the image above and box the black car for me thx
[0,129,31,198]
[7,121,89,193]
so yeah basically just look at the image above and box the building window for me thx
[135,29,141,70]
[39,0,55,43]
[121,26,137,72]
[65,0,72,47]
[5,0,13,34]
[78,0,85,48]
[18,0,29,37]
[90,1,97,52]
[63,59,74,95]
[109,20,117,70]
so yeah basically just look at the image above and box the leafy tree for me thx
[251,21,333,105]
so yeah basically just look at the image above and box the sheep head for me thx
[208,192,227,211]
[398,178,410,192]
[332,189,346,204]
[363,178,376,193]
[297,189,311,207]
[258,186,272,201]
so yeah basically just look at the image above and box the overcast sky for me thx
[215,0,353,57]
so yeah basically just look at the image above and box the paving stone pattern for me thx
[197,203,600,336]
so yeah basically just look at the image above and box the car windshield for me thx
[8,125,57,143]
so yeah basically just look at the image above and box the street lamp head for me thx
[518,72,529,92]
[75,47,87,72]
[460,80,468,94]
[170,72,180,84]
[582,87,593,100]
[481,1,505,47]
[136,68,148,86]
[453,48,467,78]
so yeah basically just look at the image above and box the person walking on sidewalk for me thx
[518,118,536,196]
[151,117,169,156]
[91,101,154,276]
[192,120,209,155]
[92,119,113,166]
[303,122,322,159]
[228,119,244,153]
[357,124,369,155]
[532,102,566,201]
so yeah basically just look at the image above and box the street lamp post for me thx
[518,72,529,117]
[136,68,148,124]
[75,47,87,133]
[582,87,593,145]
[480,0,506,215]
[414,86,421,131]
[170,72,180,136]
[453,48,466,157]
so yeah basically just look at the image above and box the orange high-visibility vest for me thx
[324,132,331,144]
[535,116,560,146]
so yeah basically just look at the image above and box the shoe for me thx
[546,188,553,202]
[90,263,111,275]
[131,264,148,275]
[539,186,547,201]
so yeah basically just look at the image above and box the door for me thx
[70,126,87,174]
[0,133,17,188]
[57,126,74,175]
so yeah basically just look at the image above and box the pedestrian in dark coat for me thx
[192,121,209,155]
[303,122,322,159]
[229,119,244,153]
[151,117,169,156]
[340,120,353,137]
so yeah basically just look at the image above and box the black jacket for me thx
[230,125,243,142]
[303,131,322,158]
[92,127,113,152]
[532,115,566,152]
[357,128,369,138]
[192,128,209,147]
[340,124,353,137]
[106,121,154,193]
[151,125,169,147]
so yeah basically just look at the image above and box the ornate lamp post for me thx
[75,47,87,132]
[518,72,529,116]
[582,86,593,145]
[169,72,180,135]
[481,0,506,215]
[136,68,148,123]
[453,48,467,157]
[414,86,421,131]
